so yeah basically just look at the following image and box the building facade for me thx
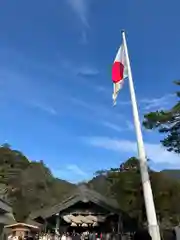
[28,184,135,234]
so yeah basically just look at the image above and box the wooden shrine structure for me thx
[5,223,39,239]
[28,184,135,234]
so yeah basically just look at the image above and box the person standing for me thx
[61,233,66,240]
[134,229,152,240]
[72,233,80,240]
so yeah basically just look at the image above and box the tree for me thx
[92,158,146,226]
[8,160,76,221]
[0,143,76,222]
[143,81,180,153]
[108,158,146,226]
[119,157,140,172]
[94,170,108,176]
[92,157,180,227]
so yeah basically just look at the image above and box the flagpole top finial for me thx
[121,29,125,33]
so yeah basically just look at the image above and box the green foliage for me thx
[1,142,180,229]
[107,158,145,226]
[91,157,180,228]
[143,81,180,153]
[161,169,180,180]
[0,144,75,222]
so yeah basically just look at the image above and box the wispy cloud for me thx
[83,137,180,166]
[76,66,99,78]
[60,60,99,79]
[69,96,129,129]
[30,101,57,116]
[70,97,124,122]
[79,30,88,45]
[51,164,88,183]
[66,0,91,44]
[115,94,173,110]
[102,121,123,132]
[66,164,87,176]
[67,0,89,27]
[126,121,134,131]
[140,94,175,111]
[95,86,108,93]
[102,121,134,132]
[94,93,175,113]
[70,97,93,110]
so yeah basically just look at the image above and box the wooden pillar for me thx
[0,224,4,240]
[44,219,47,233]
[55,213,60,235]
[118,214,123,234]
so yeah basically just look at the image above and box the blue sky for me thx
[0,0,179,183]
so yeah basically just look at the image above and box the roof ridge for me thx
[77,185,119,208]
[29,185,120,220]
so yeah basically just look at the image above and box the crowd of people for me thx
[7,229,153,240]
[38,231,117,240]
[7,232,117,240]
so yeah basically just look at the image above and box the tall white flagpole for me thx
[121,30,161,240]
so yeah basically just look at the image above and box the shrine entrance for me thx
[28,184,134,234]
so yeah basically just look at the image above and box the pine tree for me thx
[143,81,180,153]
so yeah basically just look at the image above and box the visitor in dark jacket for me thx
[134,229,152,240]
[72,233,81,240]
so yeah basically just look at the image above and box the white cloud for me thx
[140,94,175,111]
[95,86,108,93]
[66,0,90,44]
[80,31,88,45]
[30,101,57,116]
[84,137,180,166]
[67,0,89,27]
[0,63,68,111]
[70,97,97,112]
[102,120,134,133]
[126,121,134,131]
[51,164,88,183]
[76,66,99,78]
[102,121,123,132]
[60,60,99,78]
[69,97,127,128]
[66,164,87,176]
[70,97,93,110]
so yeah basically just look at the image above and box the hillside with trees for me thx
[0,144,76,221]
[88,82,180,228]
[89,157,180,228]
[160,170,180,180]
[0,143,180,228]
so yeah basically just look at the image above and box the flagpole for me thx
[121,30,161,240]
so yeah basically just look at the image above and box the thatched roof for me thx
[29,184,121,221]
[26,218,43,228]
[0,213,16,225]
[5,223,39,230]
[0,198,16,225]
[0,198,12,213]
